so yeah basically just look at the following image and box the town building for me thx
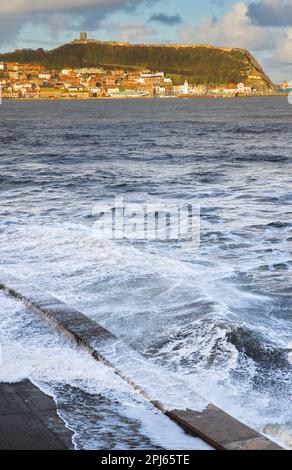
[0,58,265,100]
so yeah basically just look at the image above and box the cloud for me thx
[179,2,272,51]
[258,27,292,82]
[148,13,182,26]
[0,14,31,44]
[277,29,292,63]
[177,1,292,83]
[0,0,158,43]
[248,0,292,27]
[0,1,148,15]
[103,22,157,42]
[264,28,292,65]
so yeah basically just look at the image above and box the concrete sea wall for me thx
[0,274,283,450]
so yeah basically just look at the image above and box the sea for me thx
[0,97,291,449]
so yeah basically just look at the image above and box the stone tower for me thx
[80,32,88,42]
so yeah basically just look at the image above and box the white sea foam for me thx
[0,222,291,448]
[0,292,211,450]
[1,98,291,450]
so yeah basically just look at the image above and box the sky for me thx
[0,0,291,83]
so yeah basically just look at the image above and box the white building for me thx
[237,83,252,94]
[154,86,166,96]
[77,67,104,75]
[61,69,73,76]
[90,87,101,95]
[183,80,189,95]
[39,73,51,80]
[107,87,120,96]
[139,71,165,83]
[13,82,33,91]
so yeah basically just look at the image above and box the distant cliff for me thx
[0,41,273,88]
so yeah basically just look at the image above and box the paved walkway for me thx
[0,380,73,450]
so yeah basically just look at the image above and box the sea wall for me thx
[0,274,283,451]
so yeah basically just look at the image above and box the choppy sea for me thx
[0,98,291,449]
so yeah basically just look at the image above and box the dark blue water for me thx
[0,98,291,448]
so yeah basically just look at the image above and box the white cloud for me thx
[179,2,272,51]
[263,27,292,70]
[0,0,158,43]
[103,22,157,42]
[177,2,292,82]
[259,19,292,80]
[0,1,144,15]
[274,29,292,64]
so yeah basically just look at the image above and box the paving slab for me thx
[0,380,73,450]
[167,407,282,450]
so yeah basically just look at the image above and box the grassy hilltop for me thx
[0,41,273,87]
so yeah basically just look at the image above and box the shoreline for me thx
[1,94,286,102]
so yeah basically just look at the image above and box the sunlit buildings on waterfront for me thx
[0,59,275,100]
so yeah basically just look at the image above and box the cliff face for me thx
[0,42,273,88]
[240,49,273,89]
